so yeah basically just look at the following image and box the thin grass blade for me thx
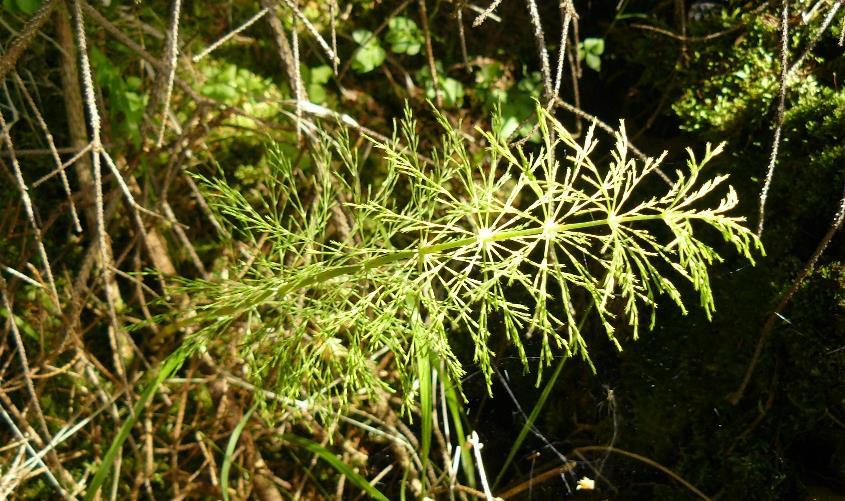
[282,433,390,501]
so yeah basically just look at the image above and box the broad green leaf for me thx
[15,0,42,15]
[580,37,605,72]
[583,37,605,55]
[441,78,465,106]
[386,16,423,55]
[418,62,465,107]
[310,65,333,85]
[305,65,332,104]
[308,84,327,104]
[351,30,386,73]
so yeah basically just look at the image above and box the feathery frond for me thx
[175,104,762,416]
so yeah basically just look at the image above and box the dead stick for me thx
[0,0,59,80]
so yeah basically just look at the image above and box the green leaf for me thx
[493,303,593,489]
[282,434,390,501]
[15,0,42,15]
[0,307,38,341]
[310,65,333,85]
[416,342,432,490]
[85,349,189,501]
[583,37,605,55]
[444,372,476,487]
[516,71,543,95]
[418,62,465,107]
[475,62,503,87]
[441,78,465,106]
[386,17,423,55]
[185,103,762,438]
[305,65,332,104]
[499,115,520,140]
[221,403,257,501]
[351,30,386,73]
[308,84,327,104]
[586,52,602,72]
[580,37,605,72]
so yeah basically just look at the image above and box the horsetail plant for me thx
[86,104,762,498]
[175,103,762,416]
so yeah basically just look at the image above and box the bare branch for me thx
[756,0,789,236]
[787,1,842,76]
[472,0,504,27]
[192,8,268,62]
[0,276,75,497]
[0,109,60,307]
[31,143,93,188]
[280,0,339,65]
[11,71,82,233]
[329,0,339,74]
[525,0,553,101]
[70,0,131,374]
[553,1,575,97]
[0,0,59,81]
[418,0,442,107]
[156,0,183,147]
[260,0,307,102]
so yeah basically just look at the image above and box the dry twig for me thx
[11,72,82,232]
[192,8,269,62]
[156,0,183,147]
[472,0,504,27]
[0,109,60,307]
[756,0,789,237]
[418,0,442,107]
[70,0,131,373]
[0,0,59,81]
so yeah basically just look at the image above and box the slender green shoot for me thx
[84,349,189,501]
[282,433,390,501]
[221,403,257,501]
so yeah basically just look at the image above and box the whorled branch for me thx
[177,106,762,413]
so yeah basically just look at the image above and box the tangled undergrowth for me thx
[2,0,844,499]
